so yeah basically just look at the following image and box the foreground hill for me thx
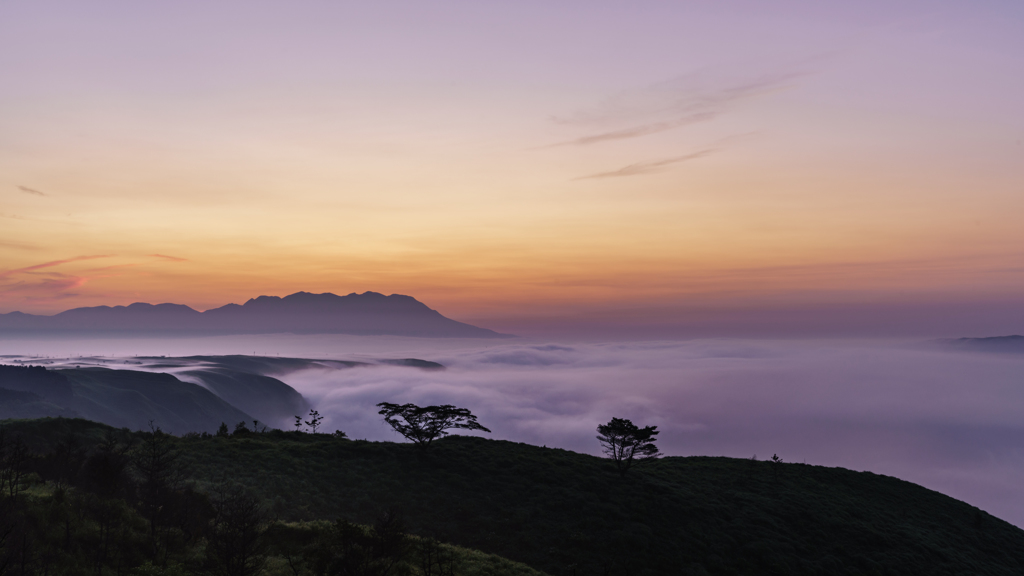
[0,291,509,338]
[0,417,547,576]
[5,418,1023,576]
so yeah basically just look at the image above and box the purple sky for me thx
[2,0,1023,337]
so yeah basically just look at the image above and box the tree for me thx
[206,485,269,576]
[308,510,410,576]
[376,403,491,448]
[304,410,323,434]
[132,422,185,557]
[596,417,661,477]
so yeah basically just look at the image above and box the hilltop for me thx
[0,291,510,338]
[4,417,1023,576]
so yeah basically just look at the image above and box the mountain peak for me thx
[0,291,511,338]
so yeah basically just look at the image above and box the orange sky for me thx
[2,1,1023,333]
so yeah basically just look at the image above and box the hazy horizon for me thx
[4,288,1024,340]
[7,334,1024,530]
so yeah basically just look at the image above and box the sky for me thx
[2,1,1024,337]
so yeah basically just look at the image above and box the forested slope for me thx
[4,417,1023,576]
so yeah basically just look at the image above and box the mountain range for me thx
[0,291,509,338]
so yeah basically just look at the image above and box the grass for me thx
[6,417,1024,576]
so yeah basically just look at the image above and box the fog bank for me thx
[5,335,1024,528]
[276,339,1024,528]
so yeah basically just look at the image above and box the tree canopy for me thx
[596,417,661,476]
[376,403,491,447]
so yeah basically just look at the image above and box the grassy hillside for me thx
[0,417,544,576]
[5,417,1024,576]
[177,433,1024,575]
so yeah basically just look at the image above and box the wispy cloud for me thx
[86,263,139,273]
[4,276,89,294]
[17,185,47,197]
[552,112,715,147]
[0,240,41,251]
[0,255,112,279]
[546,72,803,147]
[150,254,188,262]
[574,149,715,180]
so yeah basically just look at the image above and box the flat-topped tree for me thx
[597,417,661,477]
[376,402,491,448]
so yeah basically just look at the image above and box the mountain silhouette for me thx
[0,291,510,338]
[945,335,1024,353]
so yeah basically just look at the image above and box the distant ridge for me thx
[945,335,1024,353]
[0,291,511,338]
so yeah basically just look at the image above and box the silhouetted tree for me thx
[417,537,456,576]
[304,410,323,434]
[132,423,185,558]
[217,422,230,437]
[596,417,661,477]
[376,403,491,448]
[0,431,30,498]
[309,509,410,576]
[206,485,269,576]
[43,430,85,491]
[769,453,783,481]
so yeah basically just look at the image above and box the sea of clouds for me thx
[5,335,1024,527]
[278,338,1024,529]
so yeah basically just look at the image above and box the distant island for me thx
[0,291,511,338]
[942,335,1024,353]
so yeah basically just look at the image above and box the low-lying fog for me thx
[5,334,1024,528]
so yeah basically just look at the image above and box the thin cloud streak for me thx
[551,112,715,147]
[0,240,41,251]
[0,255,112,279]
[150,254,188,262]
[546,72,804,147]
[16,185,47,197]
[86,263,139,273]
[575,149,716,180]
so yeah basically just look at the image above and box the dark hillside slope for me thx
[4,419,1022,576]
[1,362,256,430]
[60,368,253,433]
[182,368,309,427]
[179,434,1024,576]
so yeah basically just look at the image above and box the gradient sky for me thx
[2,1,1023,336]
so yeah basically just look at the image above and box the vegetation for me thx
[4,417,1024,575]
[0,418,544,576]
[595,417,661,477]
[375,404,490,448]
